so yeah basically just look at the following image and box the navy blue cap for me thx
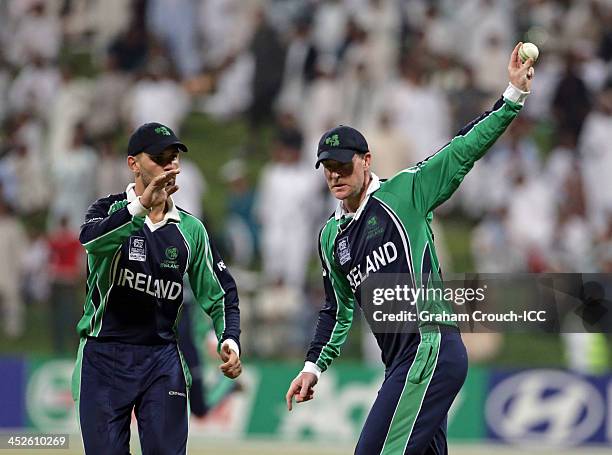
[315,125,369,168]
[127,122,188,156]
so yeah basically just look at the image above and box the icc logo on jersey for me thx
[129,236,147,262]
[337,237,351,265]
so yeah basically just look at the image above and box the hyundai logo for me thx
[485,370,605,446]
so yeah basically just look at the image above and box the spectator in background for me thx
[6,1,61,67]
[197,48,255,120]
[61,0,131,59]
[352,0,401,85]
[455,0,515,68]
[47,215,83,353]
[550,170,593,271]
[49,123,98,230]
[86,55,132,139]
[221,158,258,268]
[450,66,491,130]
[473,33,511,97]
[461,115,541,218]
[247,7,286,134]
[126,50,190,132]
[147,0,201,78]
[472,207,522,272]
[171,157,207,218]
[277,12,318,120]
[108,21,149,74]
[301,59,343,162]
[8,55,61,119]
[364,110,413,179]
[552,51,592,142]
[257,127,320,290]
[47,66,94,162]
[0,51,11,124]
[580,80,612,234]
[340,24,379,131]
[0,194,28,338]
[96,138,132,198]
[1,141,49,215]
[312,0,348,60]
[21,225,50,308]
[598,8,612,63]
[197,0,255,68]
[383,53,451,161]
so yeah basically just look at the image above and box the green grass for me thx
[0,303,60,356]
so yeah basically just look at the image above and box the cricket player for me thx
[286,44,535,454]
[72,122,241,454]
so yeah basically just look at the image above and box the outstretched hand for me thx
[286,372,318,411]
[508,42,535,92]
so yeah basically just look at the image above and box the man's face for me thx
[322,153,371,201]
[131,148,180,187]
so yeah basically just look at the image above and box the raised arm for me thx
[80,198,146,256]
[80,170,180,255]
[400,43,536,214]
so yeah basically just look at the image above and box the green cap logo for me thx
[155,126,172,136]
[165,246,178,260]
[324,134,340,147]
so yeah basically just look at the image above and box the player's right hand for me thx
[286,372,317,411]
[140,169,180,211]
[508,42,535,92]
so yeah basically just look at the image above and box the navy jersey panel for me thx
[78,340,188,455]
[102,222,190,344]
[334,198,418,368]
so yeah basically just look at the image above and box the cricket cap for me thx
[315,125,369,169]
[127,122,188,156]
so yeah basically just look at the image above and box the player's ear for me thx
[127,155,140,175]
[363,152,372,171]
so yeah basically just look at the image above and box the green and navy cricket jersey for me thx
[306,89,525,372]
[77,184,240,350]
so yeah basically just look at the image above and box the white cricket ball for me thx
[519,42,539,63]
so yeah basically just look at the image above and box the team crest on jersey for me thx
[165,247,178,260]
[161,246,179,269]
[366,215,385,240]
[129,236,147,262]
[337,237,351,265]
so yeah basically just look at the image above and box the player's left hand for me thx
[219,343,242,379]
[508,42,535,92]
[286,372,317,411]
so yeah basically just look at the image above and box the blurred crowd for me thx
[0,0,611,365]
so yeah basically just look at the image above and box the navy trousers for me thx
[75,339,189,455]
[355,328,468,455]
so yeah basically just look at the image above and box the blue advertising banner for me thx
[0,357,26,427]
[486,368,611,446]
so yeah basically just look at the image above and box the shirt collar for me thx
[126,183,181,223]
[334,173,380,221]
